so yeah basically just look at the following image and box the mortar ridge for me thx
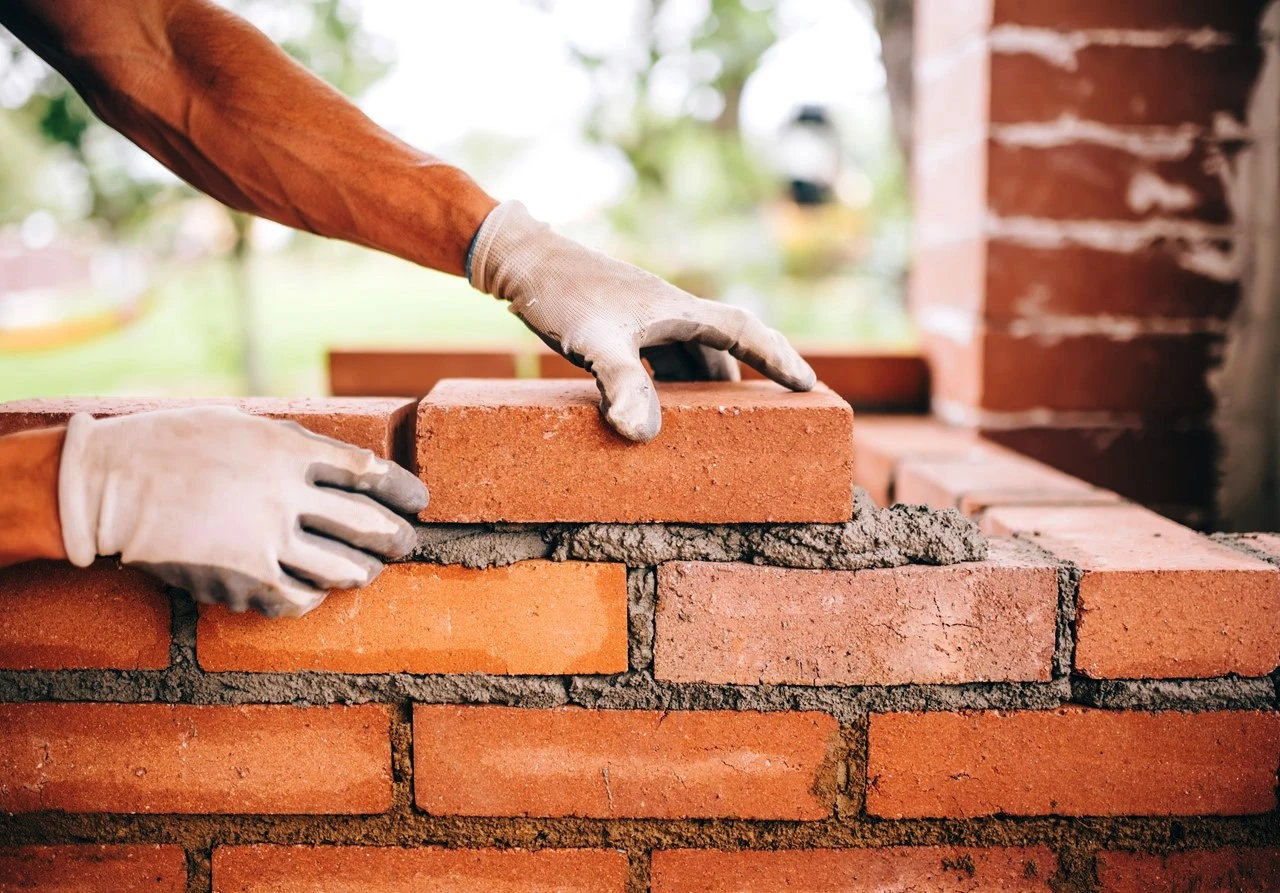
[407,490,988,570]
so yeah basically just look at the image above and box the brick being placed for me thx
[416,379,856,523]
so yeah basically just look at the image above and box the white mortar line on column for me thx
[1006,315,1227,341]
[917,307,1227,345]
[917,26,1236,81]
[988,26,1235,71]
[990,116,1205,158]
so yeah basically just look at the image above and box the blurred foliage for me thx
[564,0,909,302]
[574,0,779,247]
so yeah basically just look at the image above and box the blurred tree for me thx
[0,0,392,391]
[866,0,912,166]
[569,0,780,283]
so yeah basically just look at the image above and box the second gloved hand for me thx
[57,406,428,617]
[468,201,816,442]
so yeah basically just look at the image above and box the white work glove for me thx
[468,201,817,442]
[58,406,427,618]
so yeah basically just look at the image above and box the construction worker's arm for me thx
[1,0,814,442]
[0,427,67,567]
[0,408,427,617]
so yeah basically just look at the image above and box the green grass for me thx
[0,243,534,401]
[0,238,912,401]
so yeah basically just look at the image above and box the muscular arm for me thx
[0,428,68,567]
[0,0,497,275]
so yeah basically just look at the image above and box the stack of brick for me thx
[911,0,1270,526]
[1,384,1279,892]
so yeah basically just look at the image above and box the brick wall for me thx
[911,0,1274,528]
[3,388,1280,893]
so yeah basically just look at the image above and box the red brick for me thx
[328,348,518,397]
[654,541,1057,686]
[198,561,627,675]
[990,46,1262,128]
[739,351,928,412]
[988,141,1229,224]
[946,332,1222,414]
[867,708,1280,818]
[0,703,390,814]
[919,331,983,410]
[212,846,627,893]
[895,452,1119,514]
[991,0,1268,36]
[0,845,186,892]
[909,238,986,320]
[417,380,853,523]
[536,350,592,379]
[851,416,981,506]
[915,43,989,149]
[987,241,1240,320]
[914,240,1242,322]
[1097,848,1280,893]
[0,397,417,464]
[983,424,1217,511]
[984,504,1280,678]
[0,559,169,670]
[651,847,1057,892]
[915,138,987,234]
[412,706,839,819]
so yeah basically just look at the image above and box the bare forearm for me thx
[0,428,67,567]
[3,0,496,275]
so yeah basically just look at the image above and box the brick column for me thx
[910,0,1269,527]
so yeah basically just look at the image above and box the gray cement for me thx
[1071,676,1278,712]
[410,489,988,569]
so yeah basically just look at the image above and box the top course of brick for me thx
[417,379,855,524]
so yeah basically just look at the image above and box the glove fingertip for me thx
[603,390,662,443]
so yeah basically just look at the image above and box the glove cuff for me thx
[57,412,101,567]
[467,200,550,298]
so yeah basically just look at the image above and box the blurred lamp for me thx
[780,104,840,206]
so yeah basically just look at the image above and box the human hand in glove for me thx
[468,201,817,442]
[58,407,427,617]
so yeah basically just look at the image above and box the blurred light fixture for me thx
[779,104,839,205]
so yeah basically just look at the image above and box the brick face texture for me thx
[0,559,170,670]
[0,703,391,814]
[417,379,854,523]
[654,542,1057,686]
[984,504,1280,678]
[0,845,187,892]
[198,561,628,675]
[1096,848,1280,893]
[867,709,1280,818]
[212,847,628,893]
[412,706,840,819]
[651,847,1058,893]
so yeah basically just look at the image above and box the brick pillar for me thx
[910,0,1269,527]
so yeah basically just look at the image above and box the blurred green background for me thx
[0,0,914,401]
